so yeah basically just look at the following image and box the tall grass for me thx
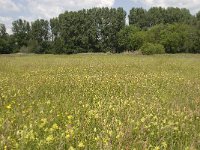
[0,54,200,149]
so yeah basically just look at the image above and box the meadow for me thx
[0,54,200,150]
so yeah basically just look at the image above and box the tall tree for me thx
[59,7,126,53]
[12,19,31,50]
[0,24,12,54]
[117,25,141,51]
[129,8,148,28]
[0,24,7,37]
[164,7,192,24]
[160,23,198,53]
[31,19,49,42]
[147,7,165,27]
[31,19,50,53]
[50,17,60,41]
[129,7,192,29]
[197,11,200,20]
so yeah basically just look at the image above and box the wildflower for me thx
[6,104,11,109]
[94,136,99,141]
[141,117,145,123]
[41,118,47,123]
[65,134,70,139]
[46,100,51,105]
[154,146,160,150]
[68,115,73,120]
[173,127,178,131]
[185,147,190,150]
[52,123,59,130]
[108,130,112,136]
[94,127,97,132]
[46,135,54,143]
[78,142,85,148]
[4,145,7,150]
[162,142,167,148]
[68,146,75,150]
[39,118,47,128]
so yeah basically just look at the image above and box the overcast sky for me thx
[1,0,200,33]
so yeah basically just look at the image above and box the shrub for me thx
[140,43,165,55]
[27,40,40,53]
[19,46,31,53]
[129,31,147,51]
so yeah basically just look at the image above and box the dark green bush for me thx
[140,43,165,55]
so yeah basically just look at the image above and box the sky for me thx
[0,0,200,33]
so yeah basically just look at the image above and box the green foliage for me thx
[0,7,200,54]
[19,46,30,53]
[164,7,192,24]
[129,7,192,28]
[30,19,50,53]
[58,7,126,53]
[0,38,10,54]
[12,19,31,51]
[192,29,200,53]
[146,24,166,43]
[0,24,12,54]
[27,40,39,52]
[160,23,198,53]
[129,31,147,51]
[147,7,165,27]
[140,43,165,55]
[31,19,49,42]
[0,24,6,37]
[52,37,65,54]
[116,21,200,54]
[50,18,60,40]
[129,8,148,28]
[197,11,200,21]
[117,25,141,51]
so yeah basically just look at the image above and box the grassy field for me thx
[0,54,200,150]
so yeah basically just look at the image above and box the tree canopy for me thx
[0,7,200,54]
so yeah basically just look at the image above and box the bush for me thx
[117,25,141,52]
[140,43,165,55]
[27,40,40,53]
[19,46,31,53]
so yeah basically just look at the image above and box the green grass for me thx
[0,54,200,150]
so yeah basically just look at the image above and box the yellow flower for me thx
[94,127,97,132]
[39,118,48,128]
[78,142,85,148]
[65,134,70,139]
[46,135,54,143]
[162,142,167,148]
[68,146,75,150]
[6,104,11,109]
[173,127,178,131]
[141,117,145,123]
[52,123,59,130]
[46,100,51,104]
[154,146,160,150]
[94,136,99,141]
[4,145,7,150]
[68,115,73,120]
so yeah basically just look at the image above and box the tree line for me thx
[0,7,200,54]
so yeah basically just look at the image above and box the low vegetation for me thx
[0,54,200,149]
[140,43,165,55]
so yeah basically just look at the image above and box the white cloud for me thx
[0,16,13,33]
[26,0,115,19]
[0,0,115,33]
[132,0,200,14]
[0,0,20,12]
